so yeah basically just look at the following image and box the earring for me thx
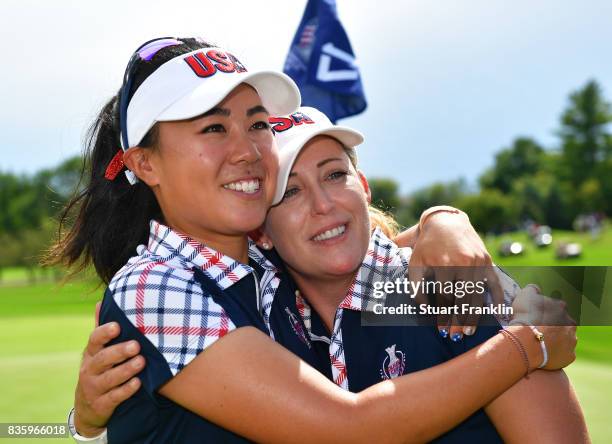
[262,242,271,250]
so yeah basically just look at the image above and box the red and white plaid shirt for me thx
[108,220,280,375]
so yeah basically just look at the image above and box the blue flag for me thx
[284,0,367,123]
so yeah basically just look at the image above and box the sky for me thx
[2,0,612,193]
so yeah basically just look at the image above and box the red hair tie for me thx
[104,149,125,180]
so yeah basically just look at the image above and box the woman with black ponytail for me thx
[49,94,159,283]
[49,38,215,283]
[55,37,582,444]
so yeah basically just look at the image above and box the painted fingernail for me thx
[451,333,463,342]
[439,329,449,338]
[463,326,475,336]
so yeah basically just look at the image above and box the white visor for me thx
[271,107,364,205]
[124,47,301,149]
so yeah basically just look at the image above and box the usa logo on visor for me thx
[184,50,247,78]
[269,111,315,134]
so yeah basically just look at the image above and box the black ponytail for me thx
[46,38,215,283]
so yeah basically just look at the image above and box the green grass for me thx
[0,273,101,443]
[487,227,612,329]
[573,326,612,365]
[0,280,100,318]
[0,274,610,442]
[485,226,612,266]
[0,312,95,443]
[566,357,612,444]
[0,267,30,281]
[483,227,612,442]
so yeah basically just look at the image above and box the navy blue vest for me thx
[263,249,503,443]
[100,257,322,444]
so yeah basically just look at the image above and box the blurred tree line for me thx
[1,79,611,278]
[370,80,612,233]
[0,157,82,281]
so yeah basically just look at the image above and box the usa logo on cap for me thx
[271,106,364,205]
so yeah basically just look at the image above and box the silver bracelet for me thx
[67,408,108,444]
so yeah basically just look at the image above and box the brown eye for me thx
[201,124,225,133]
[251,121,271,131]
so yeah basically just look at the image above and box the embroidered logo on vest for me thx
[380,344,406,380]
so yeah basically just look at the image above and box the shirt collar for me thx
[247,239,279,274]
[295,226,411,341]
[338,227,410,312]
[147,220,256,290]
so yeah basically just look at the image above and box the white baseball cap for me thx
[271,107,364,205]
[124,47,301,150]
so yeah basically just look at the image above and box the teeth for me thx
[223,179,260,194]
[313,225,346,242]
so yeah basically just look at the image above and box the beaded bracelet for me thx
[499,329,531,378]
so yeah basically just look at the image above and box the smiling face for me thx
[129,84,278,249]
[263,136,371,281]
